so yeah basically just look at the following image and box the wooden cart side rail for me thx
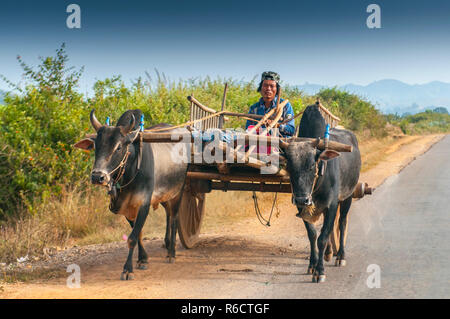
[188,96,221,114]
[188,95,341,127]
[315,99,341,129]
[188,95,263,121]
[316,99,341,122]
[188,95,290,122]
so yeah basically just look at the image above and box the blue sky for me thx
[1,0,450,93]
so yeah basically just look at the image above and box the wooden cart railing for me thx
[189,95,222,130]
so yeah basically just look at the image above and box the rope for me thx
[251,185,280,227]
[107,128,142,213]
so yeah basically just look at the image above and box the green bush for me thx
[316,88,387,137]
[0,45,92,217]
[392,110,450,135]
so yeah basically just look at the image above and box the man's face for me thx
[261,80,277,102]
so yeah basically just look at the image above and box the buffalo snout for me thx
[294,196,312,207]
[91,170,109,185]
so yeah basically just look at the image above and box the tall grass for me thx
[0,184,265,264]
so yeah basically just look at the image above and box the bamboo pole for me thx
[85,131,352,152]
[244,89,285,161]
[219,83,228,129]
[187,171,290,183]
[246,99,288,135]
[83,131,353,152]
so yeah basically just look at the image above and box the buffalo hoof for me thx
[136,261,148,270]
[335,259,346,267]
[318,275,326,283]
[324,253,333,262]
[312,273,326,283]
[166,256,175,264]
[307,266,315,275]
[120,271,134,281]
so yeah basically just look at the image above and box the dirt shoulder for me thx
[0,134,446,298]
[359,134,444,188]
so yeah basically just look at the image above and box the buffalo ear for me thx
[119,114,136,136]
[318,149,340,161]
[73,138,95,150]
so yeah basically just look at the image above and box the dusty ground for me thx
[0,134,445,298]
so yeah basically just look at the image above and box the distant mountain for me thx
[296,79,450,114]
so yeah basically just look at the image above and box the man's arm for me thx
[245,103,258,130]
[278,102,296,136]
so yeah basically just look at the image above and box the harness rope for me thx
[251,182,281,227]
[107,129,142,211]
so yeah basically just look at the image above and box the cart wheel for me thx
[330,205,348,256]
[178,188,206,249]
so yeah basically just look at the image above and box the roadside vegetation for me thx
[0,44,448,265]
[385,109,450,135]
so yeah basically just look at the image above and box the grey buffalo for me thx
[74,109,188,280]
[283,105,361,283]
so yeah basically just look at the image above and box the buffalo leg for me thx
[121,203,150,280]
[166,195,183,263]
[165,210,171,249]
[303,220,318,275]
[136,231,149,270]
[162,202,172,249]
[324,239,333,262]
[314,201,339,283]
[126,218,148,270]
[336,196,352,267]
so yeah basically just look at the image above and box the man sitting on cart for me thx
[245,71,295,137]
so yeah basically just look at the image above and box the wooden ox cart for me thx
[138,86,373,256]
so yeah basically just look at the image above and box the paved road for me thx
[264,134,450,298]
[3,136,448,299]
[344,134,450,298]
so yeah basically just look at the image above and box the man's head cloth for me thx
[261,71,280,83]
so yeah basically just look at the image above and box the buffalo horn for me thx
[90,109,102,132]
[310,138,320,148]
